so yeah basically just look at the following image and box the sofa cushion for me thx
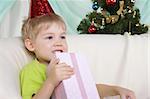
[0,37,33,99]
[0,34,149,99]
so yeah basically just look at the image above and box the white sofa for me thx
[0,34,149,99]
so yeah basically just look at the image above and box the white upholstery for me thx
[0,34,149,99]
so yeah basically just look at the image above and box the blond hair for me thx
[21,14,66,41]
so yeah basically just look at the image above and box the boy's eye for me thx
[61,36,66,39]
[46,36,53,39]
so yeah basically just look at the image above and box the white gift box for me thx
[52,53,100,99]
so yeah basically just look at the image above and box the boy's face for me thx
[27,23,68,64]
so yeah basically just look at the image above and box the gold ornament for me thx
[110,15,119,24]
[106,17,111,23]
[136,23,140,26]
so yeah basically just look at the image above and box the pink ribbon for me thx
[70,53,88,99]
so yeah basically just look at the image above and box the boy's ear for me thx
[24,39,35,52]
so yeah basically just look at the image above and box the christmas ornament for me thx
[110,15,119,24]
[111,17,115,24]
[133,11,136,18]
[131,0,135,3]
[30,0,54,18]
[106,0,116,6]
[100,25,105,29]
[120,13,125,18]
[100,18,105,29]
[106,17,111,23]
[92,1,99,10]
[128,10,132,13]
[88,20,96,33]
[136,23,140,26]
[102,18,105,25]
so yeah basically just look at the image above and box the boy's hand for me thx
[46,57,74,87]
[115,86,136,99]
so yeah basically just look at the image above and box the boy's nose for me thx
[54,40,62,46]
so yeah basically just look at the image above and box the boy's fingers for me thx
[50,58,59,66]
[127,95,136,99]
[56,63,70,67]
[120,95,126,99]
[62,75,72,80]
[120,95,135,99]
[60,67,74,73]
[60,71,74,80]
[65,70,74,75]
[63,67,74,73]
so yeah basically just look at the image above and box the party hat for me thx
[29,0,55,18]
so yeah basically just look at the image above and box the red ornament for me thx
[30,0,55,18]
[88,24,96,33]
[106,0,116,6]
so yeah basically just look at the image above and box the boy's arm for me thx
[96,84,118,98]
[32,58,74,99]
[32,79,55,99]
[96,84,136,99]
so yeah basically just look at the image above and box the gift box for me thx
[52,53,100,99]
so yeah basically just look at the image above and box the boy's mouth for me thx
[53,50,63,53]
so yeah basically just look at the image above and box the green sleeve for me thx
[20,63,46,99]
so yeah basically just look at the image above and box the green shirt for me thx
[20,59,46,99]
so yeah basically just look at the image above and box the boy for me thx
[20,14,136,99]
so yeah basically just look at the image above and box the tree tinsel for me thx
[77,0,148,35]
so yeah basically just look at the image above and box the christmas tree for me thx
[77,0,148,35]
